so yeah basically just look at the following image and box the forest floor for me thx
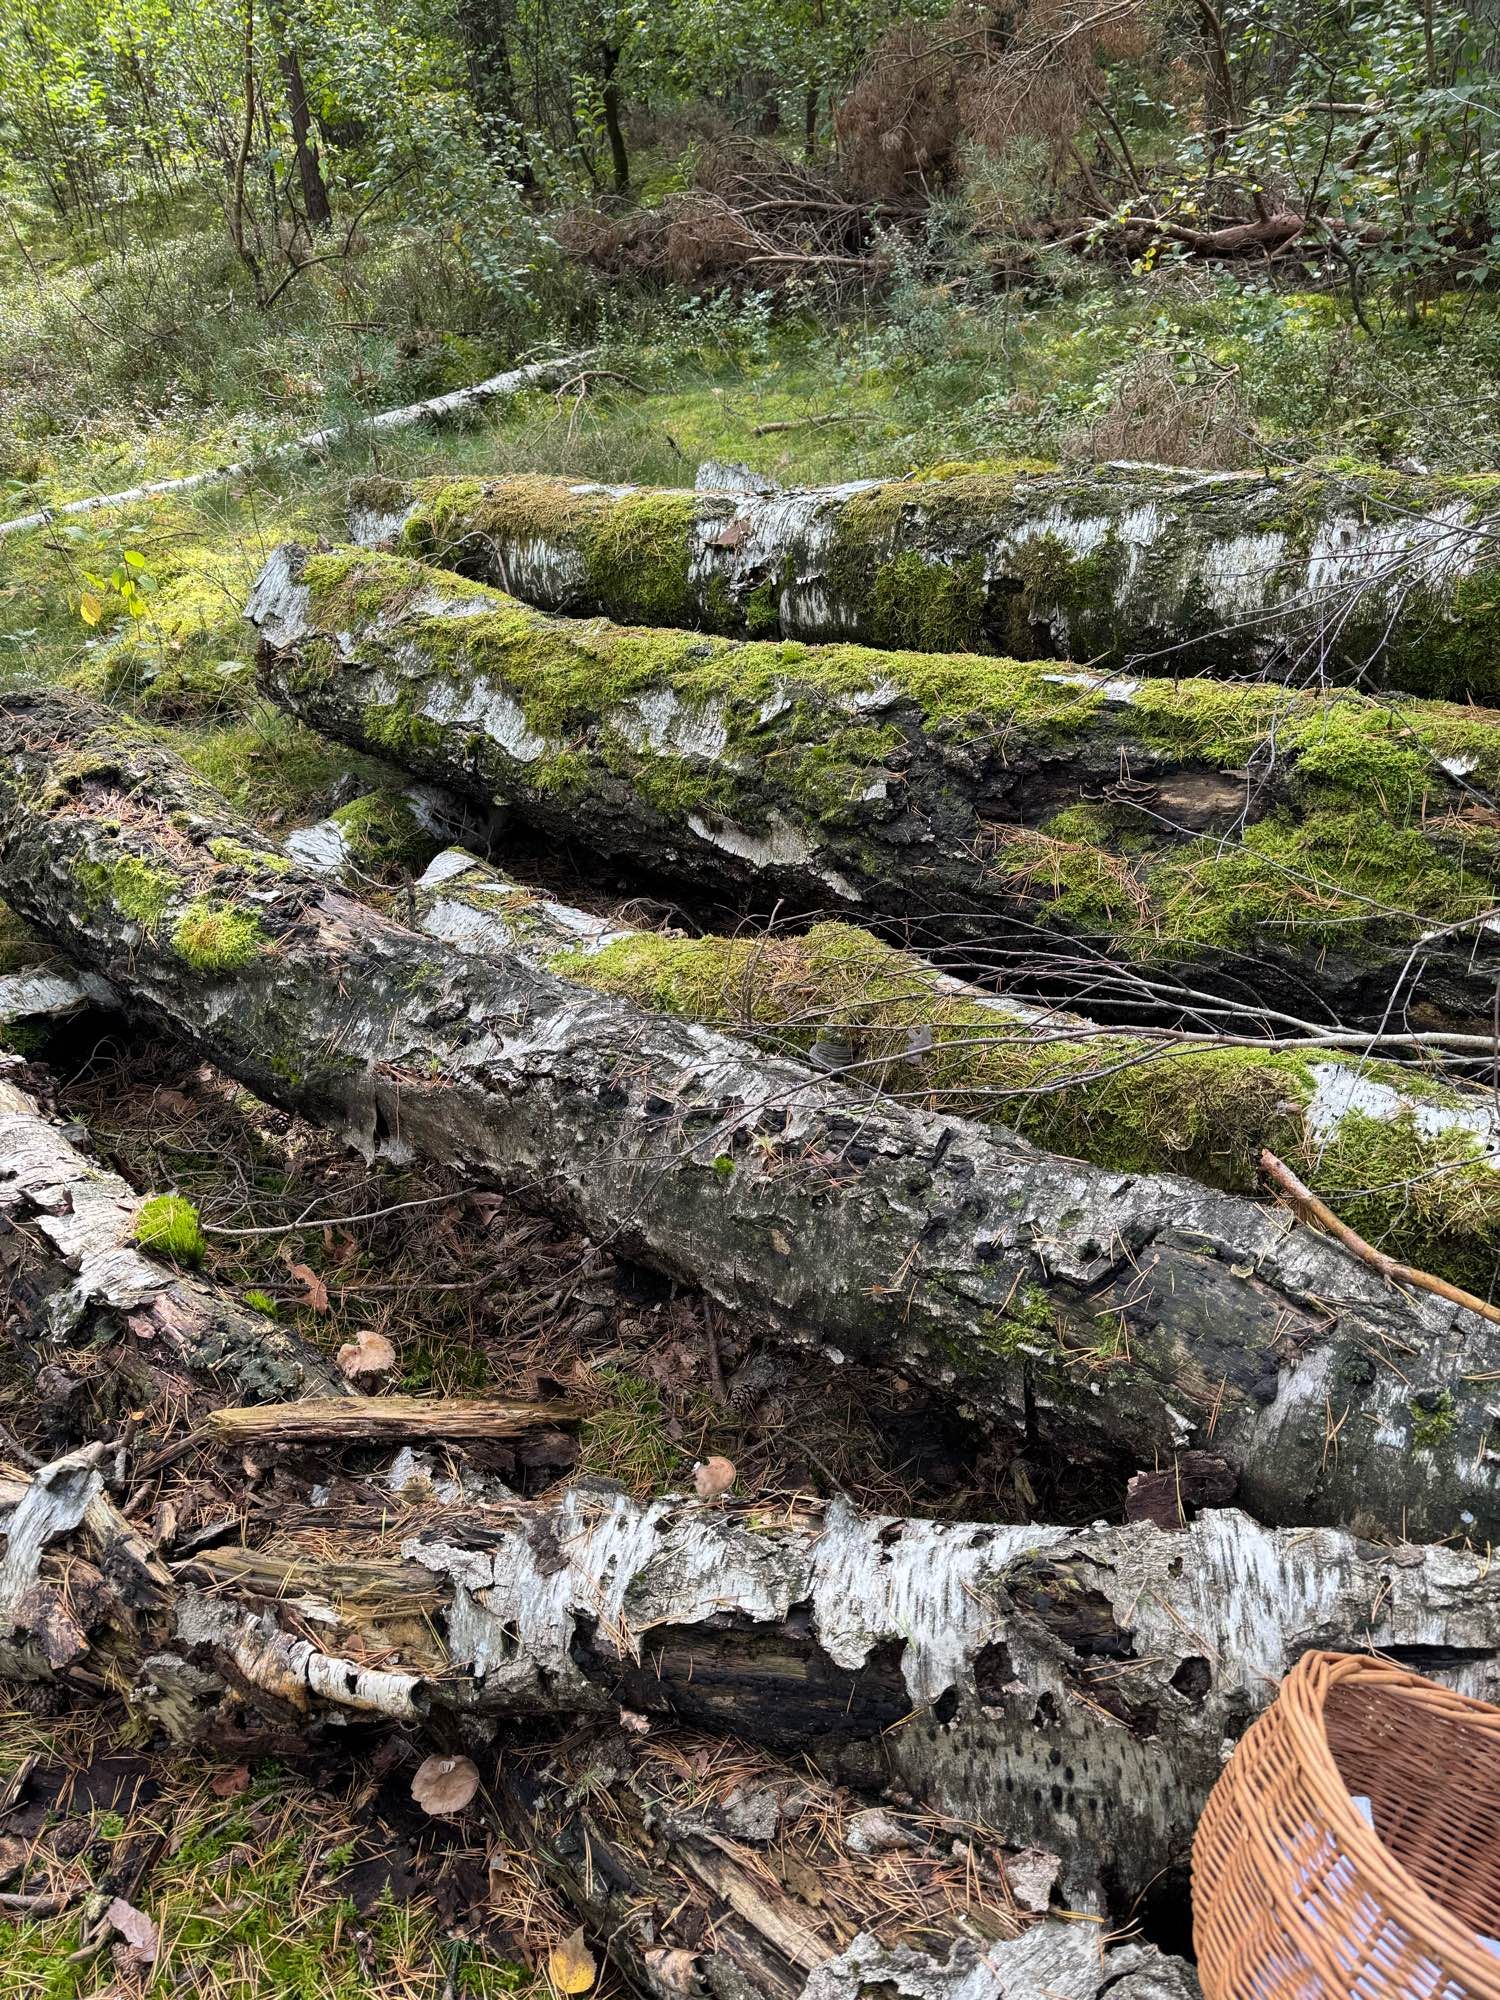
[5,214,1500,1995]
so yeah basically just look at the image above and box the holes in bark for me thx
[931,1686,960,1726]
[972,1641,1013,1706]
[1170,1655,1211,1704]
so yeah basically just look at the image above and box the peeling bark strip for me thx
[25,1469,1500,1903]
[413,852,1500,1294]
[252,545,1500,1034]
[0,1060,345,1405]
[348,463,1500,700]
[0,353,593,540]
[3,696,1498,1540]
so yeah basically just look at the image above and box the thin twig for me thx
[1259,1147,1500,1327]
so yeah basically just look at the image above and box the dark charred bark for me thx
[4,694,1499,1541]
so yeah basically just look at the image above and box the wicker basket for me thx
[1194,1650,1500,2000]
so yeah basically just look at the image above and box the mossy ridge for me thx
[328,790,437,881]
[72,843,269,972]
[298,547,1500,951]
[399,473,697,625]
[550,920,1500,1290]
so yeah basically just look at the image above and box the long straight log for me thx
[251,544,1500,1033]
[0,352,593,540]
[2,694,1497,1540]
[15,1464,1500,1904]
[348,463,1500,699]
[0,1058,346,1410]
[412,851,1500,1294]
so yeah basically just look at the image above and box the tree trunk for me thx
[408,851,1500,1299]
[454,0,536,190]
[0,1059,348,1417]
[600,45,630,194]
[275,42,333,230]
[345,464,1500,700]
[13,1461,1500,1905]
[252,543,1500,1038]
[2,698,1498,1542]
[0,353,592,541]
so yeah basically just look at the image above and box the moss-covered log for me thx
[16,1458,1500,1907]
[349,463,1500,700]
[5,693,1499,1540]
[414,852,1500,1293]
[0,1060,347,1415]
[254,544,1500,1035]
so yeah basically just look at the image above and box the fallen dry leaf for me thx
[549,1926,597,1994]
[411,1753,481,1816]
[106,1896,159,1964]
[618,1707,651,1735]
[209,1764,251,1798]
[0,1833,25,1882]
[288,1262,330,1313]
[692,1455,736,1500]
[337,1328,397,1379]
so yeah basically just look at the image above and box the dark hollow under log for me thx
[2,694,1497,1541]
[347,462,1500,701]
[251,543,1500,1036]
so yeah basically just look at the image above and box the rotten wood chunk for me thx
[1123,1451,1237,1530]
[349,464,1500,702]
[206,1395,577,1444]
[4,696,1500,1540]
[0,1060,347,1420]
[253,542,1500,1035]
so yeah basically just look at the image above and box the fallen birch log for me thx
[252,545,1500,1034]
[0,353,592,540]
[413,852,1500,1294]
[348,462,1500,699]
[0,1058,346,1412]
[14,1462,1500,1904]
[2,694,1497,1539]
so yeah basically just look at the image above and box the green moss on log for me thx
[551,920,1500,1290]
[134,1193,207,1266]
[285,548,1500,972]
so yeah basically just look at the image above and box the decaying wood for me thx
[0,1058,347,1410]
[0,353,593,541]
[410,850,1500,1296]
[15,1463,1500,1904]
[252,543,1500,1035]
[484,1734,1204,2000]
[347,461,1500,698]
[205,1394,576,1443]
[2,695,1498,1540]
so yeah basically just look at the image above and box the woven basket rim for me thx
[1264,1650,1500,1997]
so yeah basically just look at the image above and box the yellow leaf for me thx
[549,1927,597,1994]
[79,592,103,626]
